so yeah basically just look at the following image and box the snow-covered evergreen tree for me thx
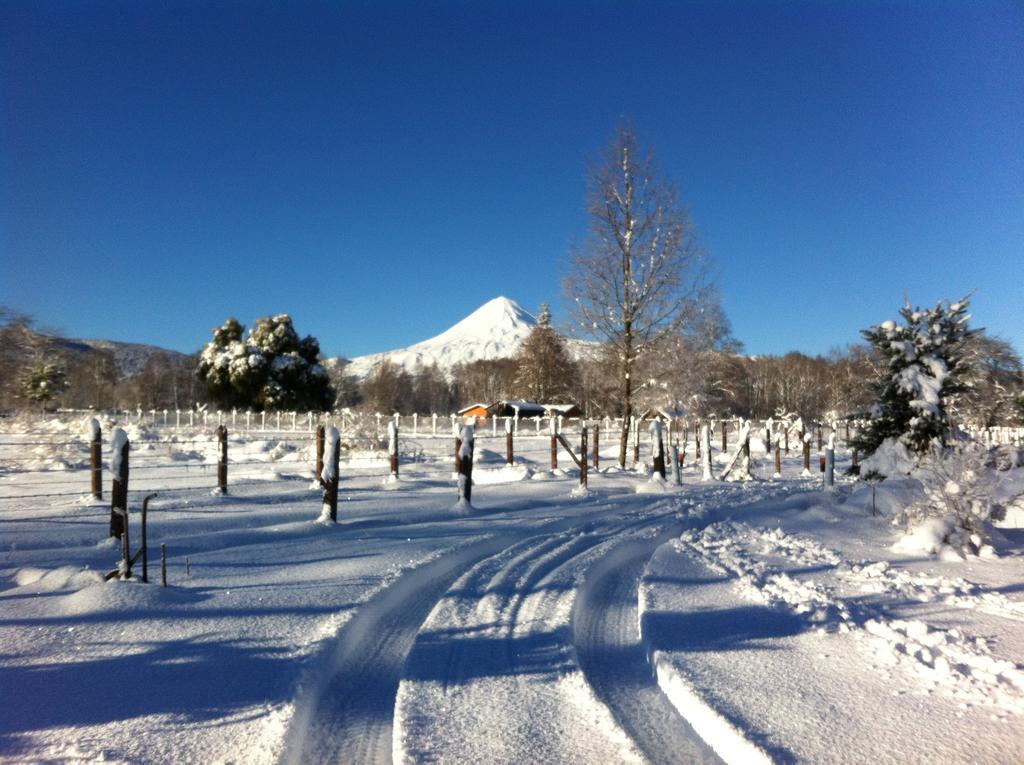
[21,361,68,409]
[512,304,578,403]
[854,296,975,455]
[196,314,334,412]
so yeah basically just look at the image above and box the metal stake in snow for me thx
[457,424,474,505]
[651,419,666,480]
[388,420,399,478]
[320,426,340,522]
[109,428,129,539]
[89,418,102,500]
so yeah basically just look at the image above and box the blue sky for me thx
[3,1,1022,359]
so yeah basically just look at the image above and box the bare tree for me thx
[565,124,712,466]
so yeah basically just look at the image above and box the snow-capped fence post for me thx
[505,418,514,465]
[388,420,399,479]
[825,434,835,488]
[175,410,181,428]
[457,424,474,505]
[412,413,418,436]
[275,412,281,432]
[109,428,129,539]
[163,409,168,426]
[315,425,325,483]
[651,420,666,480]
[593,424,600,471]
[550,417,558,470]
[307,412,313,432]
[260,411,265,430]
[90,418,102,500]
[320,426,340,522]
[216,425,228,494]
[579,425,589,490]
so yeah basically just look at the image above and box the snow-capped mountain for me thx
[342,297,538,379]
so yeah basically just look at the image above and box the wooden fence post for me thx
[593,424,600,471]
[652,420,666,479]
[505,418,514,465]
[550,418,558,470]
[671,443,682,485]
[109,428,129,539]
[721,420,728,453]
[388,420,399,478]
[803,433,811,475]
[458,424,474,504]
[579,425,588,489]
[632,416,640,465]
[90,418,102,500]
[774,441,782,477]
[216,425,228,494]
[161,543,167,587]
[315,425,325,482]
[321,426,340,522]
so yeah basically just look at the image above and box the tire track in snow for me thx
[573,522,723,765]
[396,506,692,763]
[279,504,649,765]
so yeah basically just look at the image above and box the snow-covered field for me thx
[2,417,1023,764]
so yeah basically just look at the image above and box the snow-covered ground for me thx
[2,417,1023,764]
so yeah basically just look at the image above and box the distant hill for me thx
[62,338,191,380]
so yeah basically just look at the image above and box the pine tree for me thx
[196,314,334,412]
[854,296,975,455]
[512,304,578,403]
[21,361,69,409]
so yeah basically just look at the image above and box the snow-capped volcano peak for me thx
[343,297,537,378]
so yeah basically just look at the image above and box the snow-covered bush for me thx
[892,444,1000,557]
[196,315,334,412]
[855,296,974,456]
